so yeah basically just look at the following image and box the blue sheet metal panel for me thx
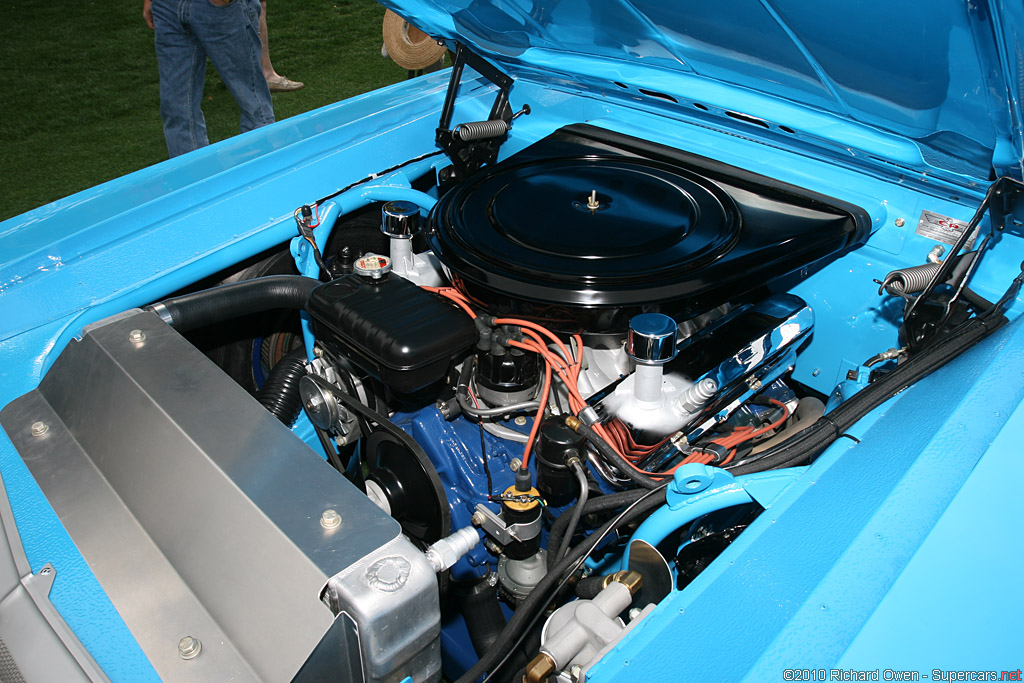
[588,316,1024,681]
[835,399,1024,674]
[384,0,1018,182]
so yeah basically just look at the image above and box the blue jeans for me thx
[152,0,274,157]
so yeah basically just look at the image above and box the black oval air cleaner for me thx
[428,125,869,333]
[429,155,740,315]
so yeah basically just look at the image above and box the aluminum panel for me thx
[1,310,439,682]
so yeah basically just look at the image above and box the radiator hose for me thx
[461,574,508,658]
[255,350,307,426]
[146,275,319,333]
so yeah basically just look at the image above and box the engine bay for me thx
[3,50,1023,683]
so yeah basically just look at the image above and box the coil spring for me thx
[453,119,510,141]
[879,262,944,296]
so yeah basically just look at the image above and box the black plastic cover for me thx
[308,274,477,394]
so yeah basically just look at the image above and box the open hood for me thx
[382,0,1024,185]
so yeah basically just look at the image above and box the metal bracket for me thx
[473,503,542,546]
[435,43,516,184]
[903,176,1024,352]
[666,463,806,509]
[23,562,57,599]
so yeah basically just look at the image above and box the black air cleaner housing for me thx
[427,125,869,332]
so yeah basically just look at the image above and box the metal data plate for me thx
[0,310,435,682]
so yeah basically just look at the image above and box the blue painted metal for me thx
[622,465,805,570]
[391,406,529,580]
[590,315,1024,682]
[383,0,1023,183]
[835,392,1024,673]
[825,364,873,413]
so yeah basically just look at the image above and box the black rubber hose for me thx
[552,462,589,565]
[456,486,668,683]
[569,418,663,490]
[730,314,1005,475]
[461,575,508,659]
[146,275,319,333]
[574,575,605,600]
[254,349,307,425]
[961,287,995,312]
[546,487,648,570]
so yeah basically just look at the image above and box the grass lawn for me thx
[0,0,409,221]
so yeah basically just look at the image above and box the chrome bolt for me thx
[628,607,642,621]
[305,393,323,411]
[509,458,522,472]
[178,636,201,660]
[894,217,906,227]
[30,421,49,437]
[471,511,486,526]
[570,665,582,680]
[320,509,342,529]
[514,416,527,426]
[128,329,146,344]
[486,572,499,587]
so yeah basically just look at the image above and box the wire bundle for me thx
[425,287,694,478]
[422,285,799,480]
[682,399,791,466]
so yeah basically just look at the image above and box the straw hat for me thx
[382,10,446,70]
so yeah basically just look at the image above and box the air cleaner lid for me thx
[428,154,741,308]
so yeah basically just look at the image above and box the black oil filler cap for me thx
[308,274,477,393]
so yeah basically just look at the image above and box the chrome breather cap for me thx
[626,313,678,364]
[381,200,421,238]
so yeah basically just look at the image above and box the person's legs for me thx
[259,0,276,80]
[192,0,274,134]
[259,0,304,92]
[152,0,210,157]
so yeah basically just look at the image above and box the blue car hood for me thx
[382,0,1024,184]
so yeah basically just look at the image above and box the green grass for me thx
[0,0,408,221]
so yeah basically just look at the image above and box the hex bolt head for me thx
[128,329,146,344]
[178,636,201,660]
[471,511,486,526]
[30,421,49,437]
[628,607,643,621]
[570,664,583,680]
[894,217,906,227]
[514,416,528,426]
[320,509,342,529]
[509,458,522,472]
